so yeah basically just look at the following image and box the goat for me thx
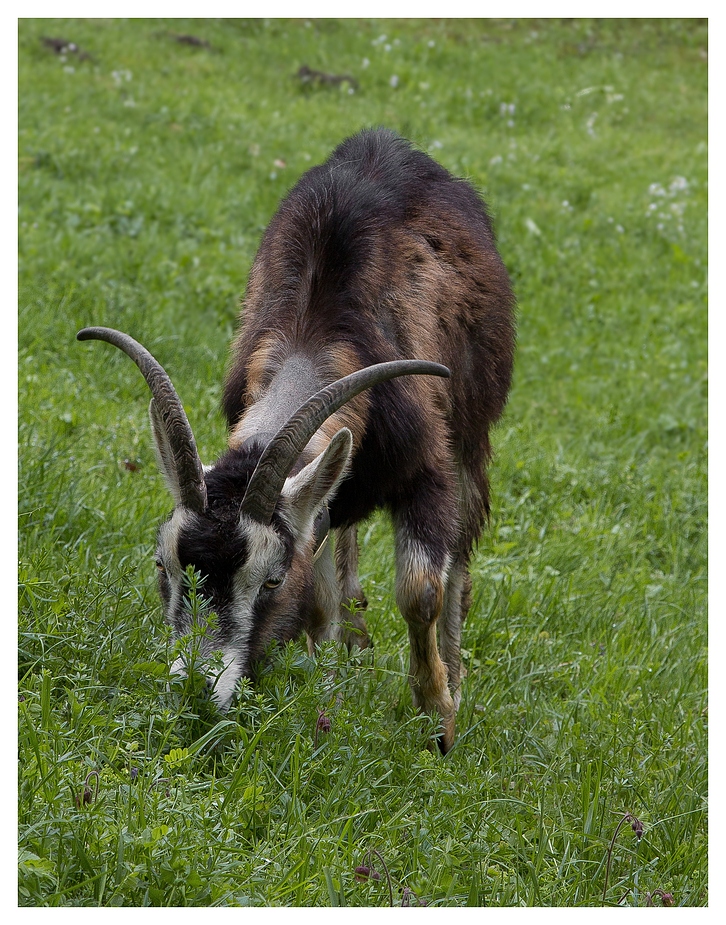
[77,127,515,753]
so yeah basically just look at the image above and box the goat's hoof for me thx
[436,714,456,755]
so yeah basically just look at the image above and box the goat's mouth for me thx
[169,650,245,710]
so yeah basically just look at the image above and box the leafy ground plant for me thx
[19,18,706,906]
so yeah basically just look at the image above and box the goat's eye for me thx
[155,559,166,575]
[263,577,283,590]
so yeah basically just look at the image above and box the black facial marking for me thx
[171,447,297,630]
[176,513,249,612]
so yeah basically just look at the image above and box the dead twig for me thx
[41,37,93,61]
[297,64,358,91]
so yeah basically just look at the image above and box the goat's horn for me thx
[241,360,450,525]
[76,327,208,513]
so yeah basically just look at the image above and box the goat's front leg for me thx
[306,537,339,653]
[306,531,370,653]
[438,556,471,712]
[394,513,456,754]
[334,525,371,649]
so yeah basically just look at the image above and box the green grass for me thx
[18,18,707,906]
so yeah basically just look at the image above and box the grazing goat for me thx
[78,128,515,753]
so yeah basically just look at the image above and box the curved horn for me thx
[241,359,450,524]
[76,327,208,513]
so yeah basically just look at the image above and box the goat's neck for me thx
[228,353,329,466]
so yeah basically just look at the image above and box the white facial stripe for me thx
[241,517,287,585]
[158,508,191,574]
[170,656,187,677]
[170,649,242,710]
[209,651,245,710]
[157,507,194,631]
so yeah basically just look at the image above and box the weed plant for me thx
[18,18,707,906]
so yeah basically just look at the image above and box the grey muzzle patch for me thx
[169,649,245,710]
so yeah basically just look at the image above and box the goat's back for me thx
[224,128,515,539]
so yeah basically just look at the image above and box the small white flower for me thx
[489,155,502,166]
[111,69,132,86]
[389,74,399,88]
[362,57,370,68]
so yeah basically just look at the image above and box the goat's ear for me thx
[149,398,185,506]
[280,428,352,539]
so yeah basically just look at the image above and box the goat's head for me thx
[77,327,449,708]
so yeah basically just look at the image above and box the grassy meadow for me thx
[18,18,707,906]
